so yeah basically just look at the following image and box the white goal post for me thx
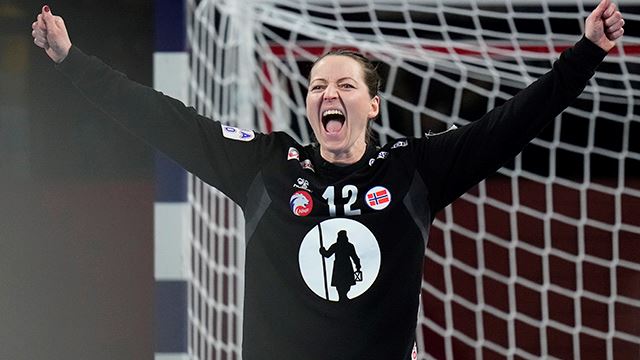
[185,0,640,359]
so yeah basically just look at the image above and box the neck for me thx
[319,141,368,165]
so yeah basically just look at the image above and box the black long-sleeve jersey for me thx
[57,37,606,359]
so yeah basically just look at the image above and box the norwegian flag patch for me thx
[365,186,391,210]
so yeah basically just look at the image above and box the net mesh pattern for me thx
[186,1,640,358]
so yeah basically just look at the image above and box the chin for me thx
[319,135,349,151]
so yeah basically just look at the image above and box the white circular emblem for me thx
[298,218,381,302]
[365,186,391,210]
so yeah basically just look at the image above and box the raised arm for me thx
[31,5,267,207]
[418,0,624,214]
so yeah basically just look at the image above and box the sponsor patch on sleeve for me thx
[221,125,255,141]
[425,124,458,137]
[391,140,408,149]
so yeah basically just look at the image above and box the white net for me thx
[188,179,244,359]
[186,0,640,359]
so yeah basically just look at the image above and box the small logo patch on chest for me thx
[300,159,315,172]
[290,190,313,216]
[287,147,300,160]
[365,186,391,210]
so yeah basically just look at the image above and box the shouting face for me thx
[306,55,380,165]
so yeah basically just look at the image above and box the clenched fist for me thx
[31,5,72,63]
[585,0,625,52]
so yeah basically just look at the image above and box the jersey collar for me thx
[312,143,379,180]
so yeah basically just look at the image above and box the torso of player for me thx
[241,134,429,359]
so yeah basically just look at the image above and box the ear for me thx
[368,95,380,119]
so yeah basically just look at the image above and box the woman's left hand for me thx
[585,0,625,52]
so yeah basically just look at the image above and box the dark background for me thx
[0,1,154,359]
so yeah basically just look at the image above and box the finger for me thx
[42,15,65,33]
[41,6,65,31]
[607,27,624,41]
[31,28,47,39]
[32,20,45,31]
[603,2,617,18]
[591,0,610,18]
[41,5,56,28]
[32,30,48,43]
[33,37,49,47]
[606,19,625,34]
[36,14,47,30]
[33,37,49,49]
[604,11,622,26]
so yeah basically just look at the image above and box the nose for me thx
[323,84,338,101]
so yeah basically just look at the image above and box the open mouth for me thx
[321,109,346,134]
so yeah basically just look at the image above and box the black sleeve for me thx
[56,46,268,206]
[415,36,607,214]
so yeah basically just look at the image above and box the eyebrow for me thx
[310,77,358,84]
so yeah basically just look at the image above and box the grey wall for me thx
[1,1,154,359]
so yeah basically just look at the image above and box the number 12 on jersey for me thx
[322,185,361,217]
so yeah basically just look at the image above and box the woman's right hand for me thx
[31,5,72,63]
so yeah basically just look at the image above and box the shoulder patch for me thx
[287,147,300,160]
[391,140,408,149]
[368,151,389,166]
[425,124,458,137]
[221,125,255,141]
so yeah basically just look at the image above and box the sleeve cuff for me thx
[571,35,608,71]
[55,46,91,82]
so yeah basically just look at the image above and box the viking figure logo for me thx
[319,230,362,302]
[298,218,381,302]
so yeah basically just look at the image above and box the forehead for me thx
[309,55,365,82]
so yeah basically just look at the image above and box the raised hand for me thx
[31,5,72,63]
[585,0,625,52]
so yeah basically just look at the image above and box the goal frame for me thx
[181,1,640,359]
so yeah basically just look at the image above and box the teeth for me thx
[322,109,344,117]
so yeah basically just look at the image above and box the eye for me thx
[340,83,355,89]
[310,85,324,91]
